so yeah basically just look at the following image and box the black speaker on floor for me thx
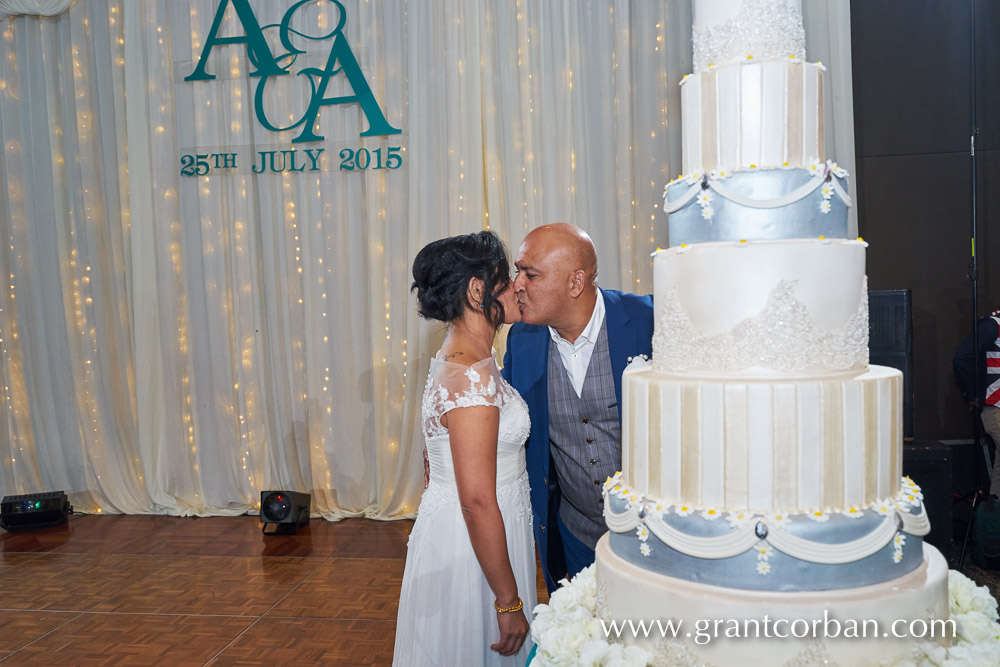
[1,491,72,531]
[260,490,310,535]
[869,289,913,438]
[903,441,952,556]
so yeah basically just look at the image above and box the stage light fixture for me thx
[260,490,310,535]
[1,491,72,531]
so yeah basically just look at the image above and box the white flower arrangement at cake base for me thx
[530,565,652,667]
[531,567,1000,667]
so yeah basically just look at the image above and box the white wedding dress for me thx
[393,352,536,666]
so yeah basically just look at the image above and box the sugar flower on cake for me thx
[807,509,830,523]
[819,200,832,214]
[755,544,774,561]
[756,560,772,576]
[635,523,649,542]
[602,473,621,493]
[871,499,894,516]
[700,206,715,220]
[827,160,849,179]
[674,504,694,517]
[639,542,652,558]
[820,183,834,200]
[807,158,824,177]
[695,189,712,207]
[700,507,722,521]
[726,510,752,528]
[841,506,865,519]
[685,171,702,185]
[708,167,729,180]
[892,550,904,564]
[766,512,790,529]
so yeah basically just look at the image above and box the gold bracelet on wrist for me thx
[494,596,523,614]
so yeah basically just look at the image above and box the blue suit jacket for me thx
[501,289,654,592]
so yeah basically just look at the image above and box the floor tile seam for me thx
[0,611,82,663]
[0,607,261,619]
[0,553,46,576]
[37,550,342,559]
[200,614,268,666]
[253,556,336,618]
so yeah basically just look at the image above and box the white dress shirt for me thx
[548,294,605,398]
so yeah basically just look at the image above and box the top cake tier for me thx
[693,0,805,73]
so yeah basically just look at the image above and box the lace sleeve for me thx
[422,357,504,437]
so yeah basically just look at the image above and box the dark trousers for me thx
[556,513,596,581]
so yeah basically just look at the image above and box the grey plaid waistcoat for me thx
[547,319,621,550]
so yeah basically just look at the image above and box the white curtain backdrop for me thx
[0,0,853,519]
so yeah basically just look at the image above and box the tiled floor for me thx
[0,515,549,665]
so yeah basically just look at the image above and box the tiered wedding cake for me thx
[594,1,950,664]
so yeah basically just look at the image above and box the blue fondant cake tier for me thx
[663,167,850,247]
[603,478,929,593]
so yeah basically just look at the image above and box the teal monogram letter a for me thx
[292,32,401,142]
[184,0,287,81]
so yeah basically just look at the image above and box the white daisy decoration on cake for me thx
[696,190,713,207]
[685,171,702,185]
[807,510,830,523]
[872,500,894,516]
[700,508,722,521]
[675,505,694,517]
[756,561,772,576]
[756,544,774,560]
[892,551,904,564]
[767,512,790,529]
[807,158,824,177]
[820,183,834,199]
[894,533,907,548]
[894,499,913,513]
[639,542,652,557]
[828,160,849,179]
[636,524,649,542]
[700,206,714,220]
[819,200,832,214]
[727,510,752,528]
[842,507,864,519]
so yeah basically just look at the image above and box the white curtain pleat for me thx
[0,0,855,519]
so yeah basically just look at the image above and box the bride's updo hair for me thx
[411,230,511,329]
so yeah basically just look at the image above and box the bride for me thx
[393,230,536,665]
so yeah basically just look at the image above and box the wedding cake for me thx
[593,1,950,664]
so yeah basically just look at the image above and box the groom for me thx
[501,223,654,593]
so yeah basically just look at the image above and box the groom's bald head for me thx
[513,223,599,341]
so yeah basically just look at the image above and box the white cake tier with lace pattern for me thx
[693,0,804,72]
[622,363,902,514]
[680,59,824,178]
[595,536,950,667]
[652,238,868,377]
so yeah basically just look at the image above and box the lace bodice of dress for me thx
[420,352,530,446]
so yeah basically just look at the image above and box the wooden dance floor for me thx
[0,514,549,665]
